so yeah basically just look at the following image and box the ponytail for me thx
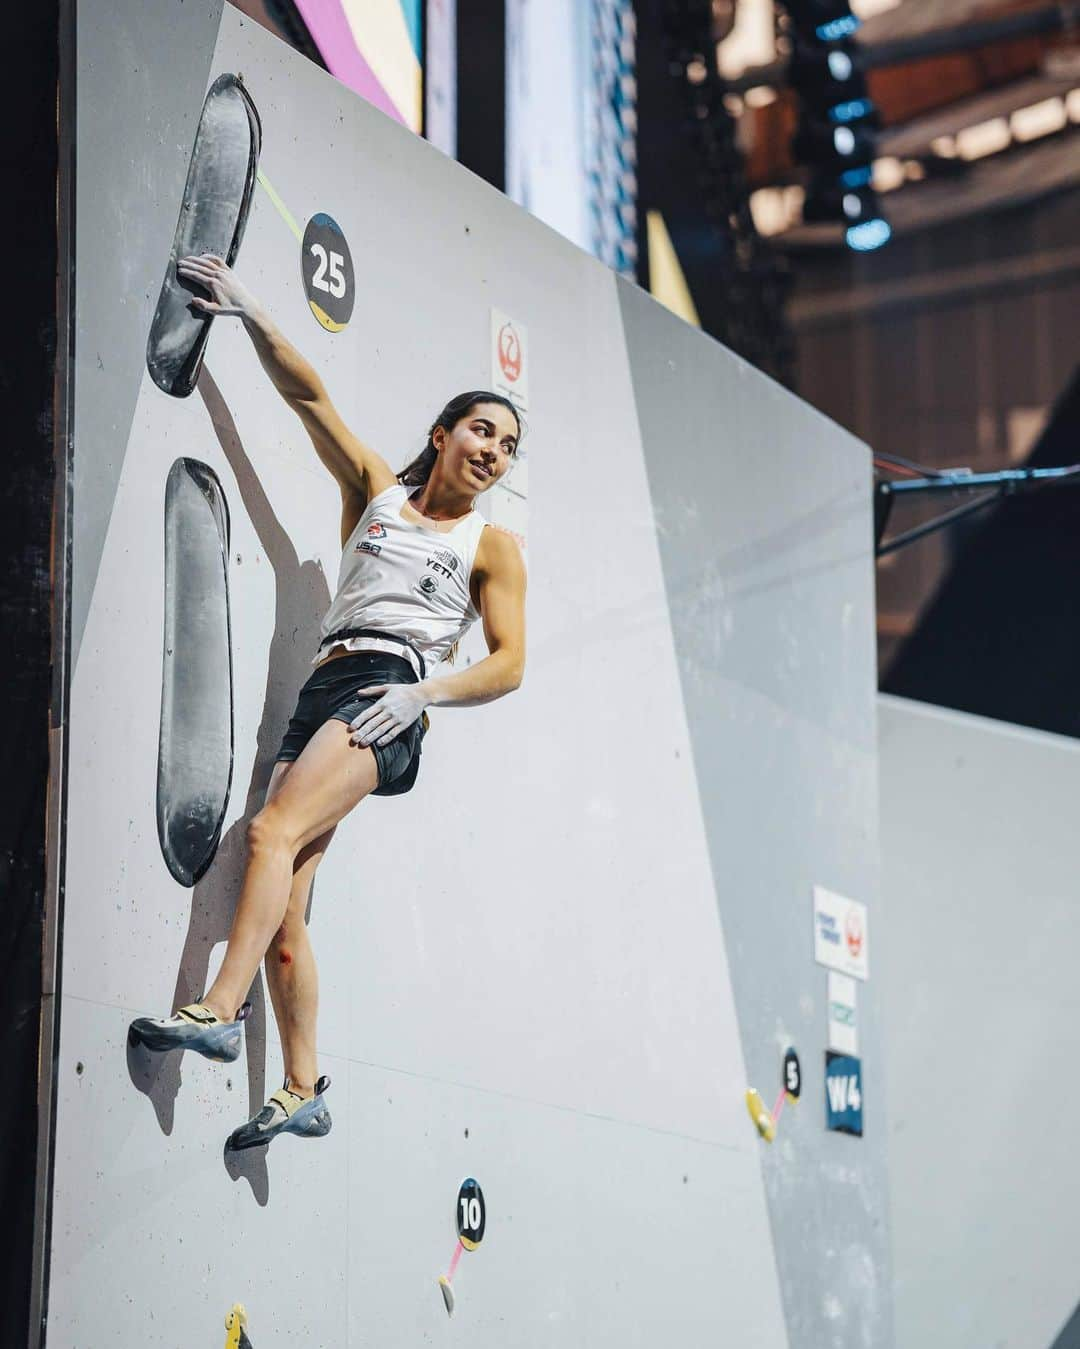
[397,443,438,487]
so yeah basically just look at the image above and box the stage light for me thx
[1010,97,1067,142]
[788,36,865,102]
[955,117,1010,161]
[803,178,876,222]
[750,187,790,236]
[793,118,876,165]
[783,0,864,41]
[871,156,904,191]
[846,217,892,250]
[745,84,779,107]
[817,14,860,40]
[778,0,889,248]
[828,49,852,80]
[829,96,874,123]
[749,184,805,236]
[840,164,872,187]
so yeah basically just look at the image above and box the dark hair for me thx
[398,391,524,487]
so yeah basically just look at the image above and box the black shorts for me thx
[275,651,426,797]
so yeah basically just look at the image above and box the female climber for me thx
[129,254,526,1151]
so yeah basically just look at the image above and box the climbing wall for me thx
[47,2,888,1344]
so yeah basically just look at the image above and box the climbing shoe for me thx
[128,1001,251,1063]
[226,1076,332,1152]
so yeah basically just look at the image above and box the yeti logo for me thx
[427,548,459,580]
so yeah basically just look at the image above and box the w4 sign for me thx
[825,1052,863,1136]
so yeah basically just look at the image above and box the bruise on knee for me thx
[270,921,293,966]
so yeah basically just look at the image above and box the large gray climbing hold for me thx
[157,458,234,886]
[146,73,262,397]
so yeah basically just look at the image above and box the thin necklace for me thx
[408,489,472,524]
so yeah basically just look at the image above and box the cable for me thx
[874,455,939,479]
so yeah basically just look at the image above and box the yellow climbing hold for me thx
[224,1304,248,1349]
[438,1274,455,1316]
[746,1087,776,1143]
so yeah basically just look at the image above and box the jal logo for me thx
[497,322,522,384]
[845,908,864,959]
[367,522,387,539]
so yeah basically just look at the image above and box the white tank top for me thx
[317,483,488,675]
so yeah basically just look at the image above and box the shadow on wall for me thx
[1052,1296,1080,1349]
[127,368,330,1205]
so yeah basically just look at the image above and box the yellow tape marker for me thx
[308,298,349,333]
[256,169,303,243]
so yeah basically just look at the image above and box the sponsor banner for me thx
[827,971,858,1055]
[812,885,869,982]
[425,0,457,158]
[825,1052,863,1136]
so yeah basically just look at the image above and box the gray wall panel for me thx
[880,695,1080,1349]
[56,6,792,1343]
[617,279,892,1349]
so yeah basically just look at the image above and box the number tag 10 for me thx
[456,1178,486,1250]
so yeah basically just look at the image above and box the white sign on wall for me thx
[491,308,529,415]
[485,308,529,549]
[813,885,869,982]
[827,971,858,1055]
